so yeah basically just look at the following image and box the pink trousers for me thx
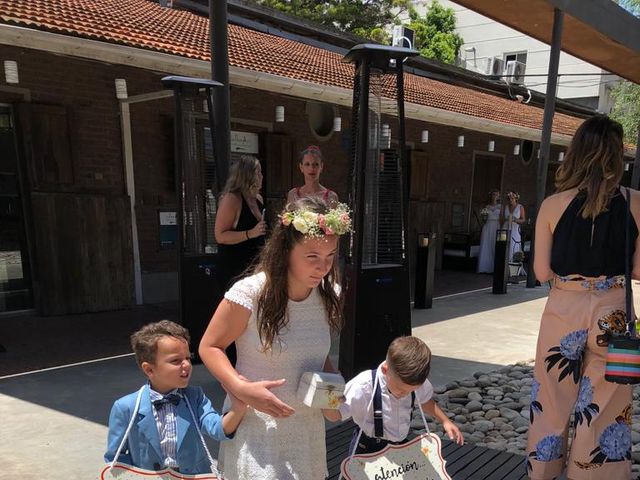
[526,275,633,480]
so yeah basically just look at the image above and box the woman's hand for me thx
[236,378,295,418]
[248,219,267,239]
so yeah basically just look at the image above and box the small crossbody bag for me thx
[605,187,640,385]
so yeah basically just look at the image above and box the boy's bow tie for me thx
[152,393,181,408]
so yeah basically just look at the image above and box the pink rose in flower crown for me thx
[318,214,327,230]
[324,226,334,235]
[281,213,292,226]
[340,213,350,223]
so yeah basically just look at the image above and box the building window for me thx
[504,51,527,66]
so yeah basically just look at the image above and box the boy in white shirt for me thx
[338,336,464,454]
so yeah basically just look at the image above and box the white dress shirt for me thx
[339,363,434,442]
[149,387,181,468]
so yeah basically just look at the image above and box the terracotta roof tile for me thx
[0,0,584,136]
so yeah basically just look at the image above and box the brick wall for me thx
[1,45,570,280]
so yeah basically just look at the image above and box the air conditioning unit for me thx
[392,25,414,49]
[485,56,504,78]
[504,60,526,84]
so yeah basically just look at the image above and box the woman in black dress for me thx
[215,155,267,291]
[214,155,266,364]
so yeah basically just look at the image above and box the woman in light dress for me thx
[477,189,502,273]
[287,145,338,205]
[502,191,526,262]
[199,197,351,480]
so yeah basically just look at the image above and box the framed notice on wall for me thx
[231,131,259,154]
[158,210,177,249]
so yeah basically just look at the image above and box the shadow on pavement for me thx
[0,353,505,425]
[0,355,226,427]
[0,303,179,377]
[412,283,550,328]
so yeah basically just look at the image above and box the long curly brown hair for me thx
[555,115,624,219]
[253,197,344,352]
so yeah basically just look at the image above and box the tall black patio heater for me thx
[339,45,419,380]
[161,76,223,360]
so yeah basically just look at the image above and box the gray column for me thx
[527,8,564,288]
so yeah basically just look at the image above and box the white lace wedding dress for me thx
[477,204,501,273]
[219,272,331,480]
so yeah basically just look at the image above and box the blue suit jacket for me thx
[104,384,230,475]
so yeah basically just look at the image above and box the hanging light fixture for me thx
[4,60,18,84]
[457,135,465,148]
[421,130,429,143]
[513,144,520,156]
[114,78,128,99]
[381,124,391,149]
[488,140,495,152]
[275,105,285,123]
[333,116,342,132]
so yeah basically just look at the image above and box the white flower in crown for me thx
[292,216,310,234]
[301,211,319,225]
[280,203,352,237]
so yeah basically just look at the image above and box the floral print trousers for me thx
[527,275,633,480]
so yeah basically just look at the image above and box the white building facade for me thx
[411,0,620,112]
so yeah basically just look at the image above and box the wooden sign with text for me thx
[101,463,220,480]
[340,433,452,480]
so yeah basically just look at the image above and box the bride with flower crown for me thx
[199,197,351,480]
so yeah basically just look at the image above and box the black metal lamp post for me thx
[161,75,223,361]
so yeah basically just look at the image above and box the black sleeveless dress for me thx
[551,188,638,277]
[217,195,265,291]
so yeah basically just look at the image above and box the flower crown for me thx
[280,203,352,237]
[507,191,520,200]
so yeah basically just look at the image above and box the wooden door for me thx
[261,133,293,223]
[407,150,446,297]
[15,103,134,314]
[16,104,75,191]
[470,154,503,233]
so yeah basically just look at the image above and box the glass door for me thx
[0,106,32,312]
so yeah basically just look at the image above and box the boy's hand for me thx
[442,420,464,445]
[228,391,247,411]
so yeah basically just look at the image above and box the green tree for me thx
[610,0,640,143]
[407,1,463,64]
[619,0,640,15]
[611,81,640,144]
[257,0,410,41]
[255,0,464,64]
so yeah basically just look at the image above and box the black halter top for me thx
[551,189,638,277]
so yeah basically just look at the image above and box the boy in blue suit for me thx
[105,320,246,475]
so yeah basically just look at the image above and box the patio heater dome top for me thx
[161,75,224,90]
[342,44,420,68]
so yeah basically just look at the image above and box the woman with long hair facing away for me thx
[477,189,502,273]
[527,115,639,480]
[215,155,267,292]
[287,145,339,205]
[200,197,351,479]
[502,190,526,262]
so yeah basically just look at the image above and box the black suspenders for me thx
[371,369,416,440]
